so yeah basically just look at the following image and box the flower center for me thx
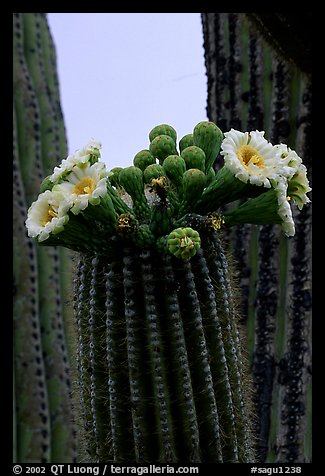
[72,177,96,195]
[237,145,265,168]
[116,213,137,235]
[206,212,225,231]
[42,205,58,226]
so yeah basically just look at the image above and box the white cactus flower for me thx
[25,190,71,242]
[53,162,108,215]
[221,129,291,188]
[50,139,102,183]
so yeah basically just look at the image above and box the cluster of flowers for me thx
[25,126,311,253]
[25,139,108,243]
[214,129,311,236]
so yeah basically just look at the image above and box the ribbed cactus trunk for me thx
[13,13,76,462]
[74,233,254,463]
[201,13,312,463]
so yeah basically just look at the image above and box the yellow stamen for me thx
[207,213,225,231]
[180,237,193,248]
[72,177,96,195]
[42,205,58,226]
[116,213,137,234]
[237,144,265,169]
[286,196,291,201]
[151,176,168,188]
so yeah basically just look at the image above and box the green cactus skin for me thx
[133,149,156,171]
[193,120,224,174]
[149,124,177,143]
[179,133,194,153]
[201,12,312,463]
[181,145,206,172]
[13,13,76,463]
[149,134,179,165]
[74,231,254,463]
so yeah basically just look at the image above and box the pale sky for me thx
[47,13,208,170]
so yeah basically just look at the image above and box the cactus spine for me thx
[13,13,76,462]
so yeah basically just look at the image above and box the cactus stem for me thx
[140,250,177,463]
[105,256,135,462]
[122,250,156,462]
[174,258,223,462]
[160,254,201,463]
[75,255,94,458]
[192,248,239,462]
[88,255,101,461]
[209,233,253,461]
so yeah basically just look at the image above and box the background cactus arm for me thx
[14,101,51,463]
[13,13,43,205]
[200,13,312,463]
[13,12,76,463]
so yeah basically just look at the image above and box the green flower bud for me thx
[150,201,173,236]
[162,155,186,188]
[179,133,194,154]
[167,227,201,260]
[287,170,311,210]
[108,167,123,187]
[133,149,156,171]
[149,124,177,143]
[118,166,150,219]
[119,166,144,195]
[193,121,223,173]
[206,167,216,186]
[116,212,138,236]
[133,224,155,247]
[181,146,206,172]
[39,175,54,193]
[143,163,166,184]
[149,134,179,165]
[156,235,169,254]
[178,168,206,217]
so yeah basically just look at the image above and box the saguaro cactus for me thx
[201,13,312,463]
[26,114,310,462]
[13,13,76,462]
